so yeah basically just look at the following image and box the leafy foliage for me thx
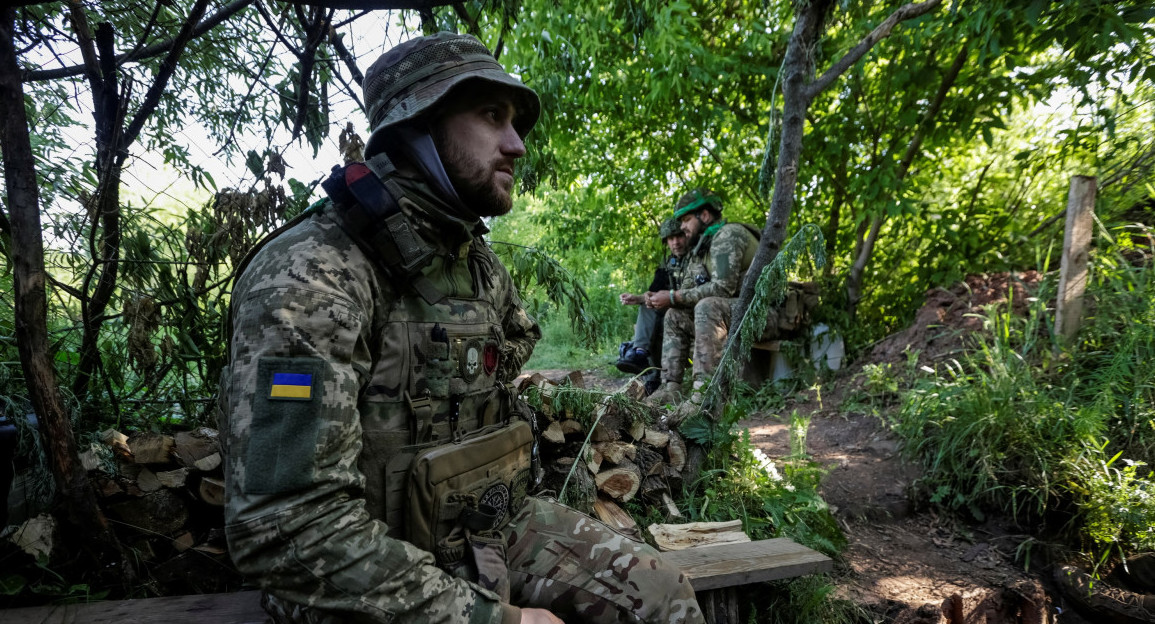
[894,235,1155,554]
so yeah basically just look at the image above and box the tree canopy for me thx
[1,0,1154,592]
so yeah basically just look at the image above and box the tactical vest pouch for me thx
[406,420,533,552]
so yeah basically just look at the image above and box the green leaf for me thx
[245,150,264,179]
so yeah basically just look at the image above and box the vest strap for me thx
[406,391,434,444]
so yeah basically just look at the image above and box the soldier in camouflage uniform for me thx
[221,32,702,624]
[645,189,758,409]
[615,218,689,394]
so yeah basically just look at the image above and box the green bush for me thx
[894,236,1155,555]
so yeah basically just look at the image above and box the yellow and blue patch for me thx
[269,372,313,400]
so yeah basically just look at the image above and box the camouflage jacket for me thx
[675,221,758,307]
[222,169,539,624]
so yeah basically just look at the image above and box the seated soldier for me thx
[644,189,759,412]
[616,219,688,394]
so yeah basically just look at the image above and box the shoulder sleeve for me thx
[223,216,514,624]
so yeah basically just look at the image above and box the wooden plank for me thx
[2,590,265,624]
[649,520,751,551]
[1054,175,1096,342]
[661,538,833,591]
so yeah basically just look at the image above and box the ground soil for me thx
[534,270,1106,624]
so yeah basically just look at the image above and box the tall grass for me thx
[894,236,1155,556]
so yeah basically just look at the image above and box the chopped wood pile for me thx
[76,426,241,594]
[518,371,691,537]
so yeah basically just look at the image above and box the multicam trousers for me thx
[505,497,702,623]
[661,297,734,385]
[262,496,703,624]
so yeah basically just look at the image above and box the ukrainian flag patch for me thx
[270,372,313,400]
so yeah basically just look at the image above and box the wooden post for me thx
[1054,176,1096,343]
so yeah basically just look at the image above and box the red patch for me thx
[483,342,499,375]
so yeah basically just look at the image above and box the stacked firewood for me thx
[517,371,689,536]
[77,426,240,593]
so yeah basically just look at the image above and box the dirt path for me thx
[526,273,1108,622]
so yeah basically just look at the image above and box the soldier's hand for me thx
[520,607,564,623]
[620,292,643,306]
[647,290,673,311]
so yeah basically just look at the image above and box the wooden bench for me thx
[664,538,833,624]
[4,538,830,624]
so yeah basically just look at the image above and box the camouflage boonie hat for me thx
[673,188,722,219]
[659,218,682,240]
[363,32,541,156]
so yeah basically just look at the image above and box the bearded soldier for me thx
[645,189,759,411]
[222,33,702,624]
[615,218,689,394]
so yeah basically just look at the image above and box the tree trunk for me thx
[722,0,835,380]
[0,5,126,581]
[716,0,944,412]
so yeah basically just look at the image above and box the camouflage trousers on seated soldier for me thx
[661,296,734,384]
[263,496,703,624]
[505,497,702,622]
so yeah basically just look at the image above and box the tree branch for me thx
[26,0,255,82]
[329,28,363,86]
[806,0,943,100]
[118,0,210,162]
[64,0,103,99]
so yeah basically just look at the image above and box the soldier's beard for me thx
[434,136,513,218]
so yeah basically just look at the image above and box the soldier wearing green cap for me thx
[615,218,689,393]
[645,189,759,410]
[222,32,702,624]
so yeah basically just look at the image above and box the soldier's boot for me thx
[1054,564,1155,624]
[645,382,683,407]
[669,380,708,427]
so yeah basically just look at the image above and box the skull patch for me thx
[460,338,485,382]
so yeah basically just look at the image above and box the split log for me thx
[628,418,646,441]
[560,419,585,436]
[138,467,162,493]
[553,458,596,514]
[563,370,585,388]
[173,428,220,468]
[593,496,640,538]
[595,459,641,502]
[593,441,636,464]
[541,421,566,444]
[590,419,620,442]
[592,401,629,436]
[634,445,663,477]
[585,447,603,474]
[101,428,133,461]
[198,476,226,507]
[128,432,176,464]
[642,428,670,448]
[157,467,190,488]
[193,452,221,472]
[648,520,751,552]
[620,378,647,401]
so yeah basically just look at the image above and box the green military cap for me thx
[673,188,723,220]
[659,218,682,240]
